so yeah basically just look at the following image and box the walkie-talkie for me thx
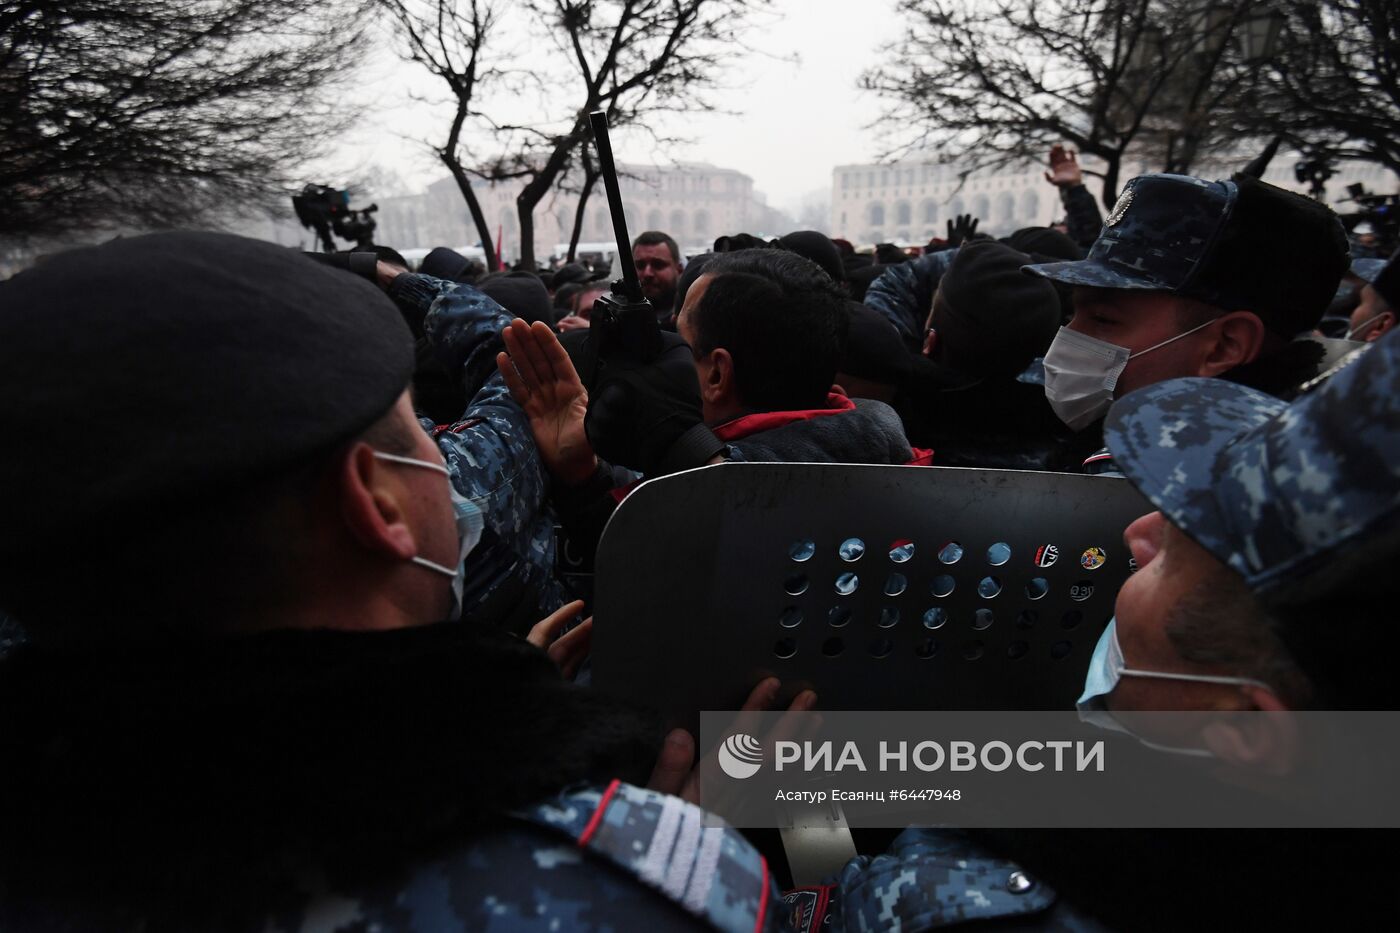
[586,111,664,378]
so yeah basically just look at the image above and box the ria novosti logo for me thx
[717,733,764,779]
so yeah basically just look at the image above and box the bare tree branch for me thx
[0,0,375,242]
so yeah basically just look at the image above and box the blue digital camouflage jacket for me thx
[389,272,569,621]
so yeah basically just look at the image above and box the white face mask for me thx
[1076,618,1269,757]
[1043,319,1219,431]
[373,451,484,621]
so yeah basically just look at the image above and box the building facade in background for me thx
[831,160,1054,244]
[831,154,1393,246]
[373,162,791,262]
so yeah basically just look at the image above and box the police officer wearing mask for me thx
[0,232,785,930]
[1346,248,1400,343]
[1023,173,1350,473]
[970,326,1400,932]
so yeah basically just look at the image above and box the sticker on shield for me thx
[1034,544,1059,568]
[1080,547,1107,571]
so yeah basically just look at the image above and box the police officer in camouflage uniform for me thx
[960,324,1400,932]
[1023,172,1350,475]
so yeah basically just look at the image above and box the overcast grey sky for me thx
[327,0,908,216]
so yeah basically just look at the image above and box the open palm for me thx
[497,319,598,486]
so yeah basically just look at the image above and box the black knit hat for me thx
[935,239,1060,378]
[841,302,911,385]
[419,246,474,282]
[777,231,846,285]
[0,231,415,559]
[478,271,553,325]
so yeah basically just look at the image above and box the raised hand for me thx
[946,213,980,247]
[1044,143,1083,188]
[496,319,598,486]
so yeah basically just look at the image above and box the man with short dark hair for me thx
[632,229,683,327]
[502,249,920,485]
[495,249,925,570]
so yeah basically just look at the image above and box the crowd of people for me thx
[0,146,1397,930]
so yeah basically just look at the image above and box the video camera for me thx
[292,183,379,253]
[1293,156,1335,201]
[1339,182,1399,254]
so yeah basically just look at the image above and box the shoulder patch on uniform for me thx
[514,781,776,933]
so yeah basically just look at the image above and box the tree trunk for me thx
[514,133,581,271]
[567,166,599,262]
[443,159,499,272]
[1101,154,1123,211]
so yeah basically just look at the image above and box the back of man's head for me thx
[689,249,848,412]
[931,239,1060,379]
[0,232,415,641]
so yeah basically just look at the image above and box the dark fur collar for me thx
[0,623,660,880]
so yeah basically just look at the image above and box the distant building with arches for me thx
[830,159,1057,244]
[373,162,791,263]
[830,153,1396,246]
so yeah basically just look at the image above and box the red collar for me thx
[711,393,856,442]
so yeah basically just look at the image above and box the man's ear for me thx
[922,328,938,359]
[338,443,417,560]
[1367,310,1396,342]
[1200,686,1298,775]
[1198,311,1267,377]
[703,347,737,405]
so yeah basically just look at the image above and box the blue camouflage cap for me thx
[1105,329,1400,702]
[1026,174,1239,295]
[1350,257,1387,284]
[1026,173,1351,337]
[1360,247,1400,309]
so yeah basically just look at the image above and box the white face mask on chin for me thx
[373,451,484,622]
[1042,318,1219,431]
[1076,618,1270,757]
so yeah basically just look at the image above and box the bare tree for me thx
[483,0,770,269]
[379,0,505,269]
[0,0,373,242]
[863,0,1270,208]
[1240,1,1400,180]
[564,145,601,261]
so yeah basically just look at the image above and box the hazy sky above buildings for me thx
[332,0,909,217]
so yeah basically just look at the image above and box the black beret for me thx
[0,231,415,556]
[478,271,553,325]
[841,302,911,385]
[935,239,1060,378]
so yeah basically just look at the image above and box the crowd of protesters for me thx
[0,145,1397,931]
